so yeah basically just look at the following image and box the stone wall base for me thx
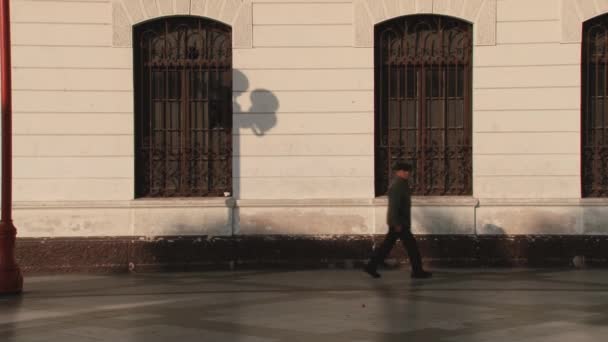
[15,235,608,274]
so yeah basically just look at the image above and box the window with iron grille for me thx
[134,17,232,197]
[374,15,473,196]
[583,15,608,197]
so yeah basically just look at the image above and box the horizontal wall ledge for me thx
[131,198,236,208]
[236,198,375,207]
[478,198,603,207]
[14,198,236,210]
[579,198,608,206]
[374,196,480,207]
[14,198,489,210]
[17,197,608,210]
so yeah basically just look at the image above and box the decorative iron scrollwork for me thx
[375,15,472,196]
[134,17,232,197]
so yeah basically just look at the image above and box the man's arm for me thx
[387,182,403,229]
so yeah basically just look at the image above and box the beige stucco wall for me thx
[3,0,608,237]
[472,0,578,200]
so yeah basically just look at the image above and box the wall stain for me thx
[238,209,369,234]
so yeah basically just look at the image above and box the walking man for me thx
[364,162,432,279]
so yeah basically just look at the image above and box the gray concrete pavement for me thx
[1,268,607,341]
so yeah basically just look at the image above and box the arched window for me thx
[134,17,232,197]
[374,15,472,196]
[582,15,608,197]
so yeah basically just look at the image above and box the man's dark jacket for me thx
[386,177,411,228]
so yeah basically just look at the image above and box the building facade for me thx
[5,0,608,271]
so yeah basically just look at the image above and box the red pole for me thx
[0,0,23,295]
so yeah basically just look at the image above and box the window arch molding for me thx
[562,0,608,43]
[111,0,252,48]
[354,0,496,47]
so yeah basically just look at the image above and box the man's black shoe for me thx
[363,264,381,278]
[411,270,432,279]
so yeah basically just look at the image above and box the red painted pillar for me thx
[0,0,23,295]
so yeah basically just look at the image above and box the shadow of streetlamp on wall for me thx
[232,69,279,201]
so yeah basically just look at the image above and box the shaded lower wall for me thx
[15,234,608,274]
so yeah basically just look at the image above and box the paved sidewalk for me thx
[1,268,607,341]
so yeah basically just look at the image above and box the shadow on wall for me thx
[233,69,279,136]
[232,69,280,201]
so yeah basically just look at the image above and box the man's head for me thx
[392,162,412,180]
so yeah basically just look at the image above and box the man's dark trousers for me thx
[369,226,423,272]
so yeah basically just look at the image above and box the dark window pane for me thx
[405,100,417,128]
[152,71,164,99]
[406,67,417,98]
[447,99,464,129]
[426,67,442,98]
